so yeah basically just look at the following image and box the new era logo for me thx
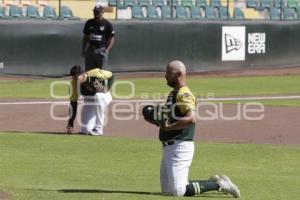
[222,26,245,61]
[224,34,242,53]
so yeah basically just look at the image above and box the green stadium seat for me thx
[287,0,298,8]
[176,6,189,18]
[9,5,23,18]
[132,5,146,18]
[205,6,218,19]
[269,7,281,20]
[191,6,203,19]
[26,5,41,18]
[152,0,165,6]
[284,7,297,19]
[162,5,172,18]
[247,0,259,8]
[139,0,151,6]
[261,0,273,9]
[219,6,228,19]
[182,0,194,7]
[210,0,221,8]
[60,6,80,20]
[274,0,283,8]
[147,5,159,18]
[124,0,136,7]
[233,7,245,19]
[43,5,57,18]
[196,0,207,7]
[108,0,119,6]
[168,0,181,7]
[0,6,8,19]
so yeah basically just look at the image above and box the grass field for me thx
[0,132,299,200]
[0,75,300,99]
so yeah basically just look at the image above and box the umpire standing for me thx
[82,5,115,71]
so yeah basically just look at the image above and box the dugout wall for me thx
[0,20,300,76]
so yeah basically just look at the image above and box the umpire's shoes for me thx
[217,175,240,198]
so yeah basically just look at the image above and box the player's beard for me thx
[167,79,177,88]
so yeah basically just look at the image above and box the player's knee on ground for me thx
[170,185,187,197]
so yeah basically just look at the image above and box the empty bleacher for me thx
[1,0,300,20]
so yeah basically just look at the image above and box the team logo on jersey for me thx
[100,26,105,31]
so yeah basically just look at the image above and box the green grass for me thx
[0,75,300,106]
[0,132,299,200]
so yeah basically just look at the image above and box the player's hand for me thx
[65,125,73,134]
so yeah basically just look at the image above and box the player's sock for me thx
[184,180,220,196]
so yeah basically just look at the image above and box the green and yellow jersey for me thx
[70,78,79,102]
[85,68,114,90]
[159,86,196,141]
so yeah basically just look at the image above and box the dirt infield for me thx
[0,101,299,145]
[0,191,8,200]
[1,67,300,145]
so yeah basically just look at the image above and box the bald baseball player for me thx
[149,60,241,197]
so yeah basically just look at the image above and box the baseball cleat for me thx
[217,175,241,198]
[88,131,103,136]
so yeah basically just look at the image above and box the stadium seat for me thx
[233,7,245,19]
[152,0,165,6]
[0,6,10,19]
[161,5,172,18]
[9,5,23,18]
[147,5,159,18]
[269,7,281,20]
[169,0,181,7]
[176,6,189,18]
[246,0,261,9]
[261,0,273,9]
[210,0,221,8]
[26,5,40,18]
[182,0,194,7]
[196,0,207,7]
[132,5,146,18]
[287,0,298,8]
[191,6,203,19]
[43,5,57,18]
[108,0,118,6]
[219,6,228,19]
[139,0,151,6]
[124,0,136,7]
[284,7,297,19]
[60,5,80,19]
[274,0,282,8]
[205,6,218,19]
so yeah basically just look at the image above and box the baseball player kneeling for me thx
[142,60,240,198]
[78,67,114,136]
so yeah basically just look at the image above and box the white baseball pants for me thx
[160,140,194,196]
[80,92,112,135]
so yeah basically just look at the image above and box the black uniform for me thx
[83,18,115,70]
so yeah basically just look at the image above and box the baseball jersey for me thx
[159,86,196,142]
[83,18,115,48]
[69,78,79,102]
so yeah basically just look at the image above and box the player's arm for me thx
[161,111,196,131]
[82,34,89,57]
[105,22,115,53]
[106,36,115,53]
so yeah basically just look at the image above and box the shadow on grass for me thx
[25,188,231,198]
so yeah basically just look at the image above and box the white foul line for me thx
[0,95,300,105]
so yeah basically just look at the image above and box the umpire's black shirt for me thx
[83,18,115,48]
